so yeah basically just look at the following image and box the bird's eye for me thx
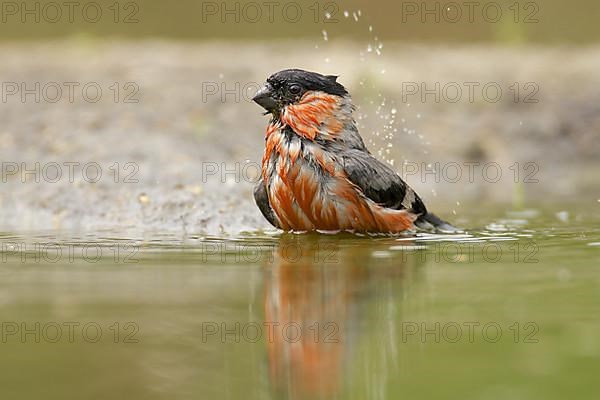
[288,84,302,95]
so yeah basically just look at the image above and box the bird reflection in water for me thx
[262,235,422,399]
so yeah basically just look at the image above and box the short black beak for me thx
[252,83,278,111]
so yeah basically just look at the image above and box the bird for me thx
[252,69,457,234]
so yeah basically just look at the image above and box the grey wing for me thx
[340,149,427,215]
[253,179,280,229]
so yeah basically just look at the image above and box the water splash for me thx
[311,9,430,174]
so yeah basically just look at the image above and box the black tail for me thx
[415,212,460,233]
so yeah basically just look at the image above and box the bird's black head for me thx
[252,69,348,113]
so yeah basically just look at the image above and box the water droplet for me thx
[138,193,150,204]
[353,12,359,21]
[325,12,332,19]
[344,10,349,18]
[368,25,373,32]
[322,30,328,41]
[556,211,569,223]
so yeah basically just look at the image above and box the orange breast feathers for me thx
[261,93,417,233]
[280,91,347,141]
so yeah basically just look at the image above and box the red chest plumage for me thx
[261,122,415,233]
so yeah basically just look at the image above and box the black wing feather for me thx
[253,179,280,229]
[340,149,427,214]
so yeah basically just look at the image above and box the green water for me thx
[1,207,599,399]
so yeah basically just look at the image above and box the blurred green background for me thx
[1,0,599,43]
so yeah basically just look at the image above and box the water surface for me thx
[1,207,599,399]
